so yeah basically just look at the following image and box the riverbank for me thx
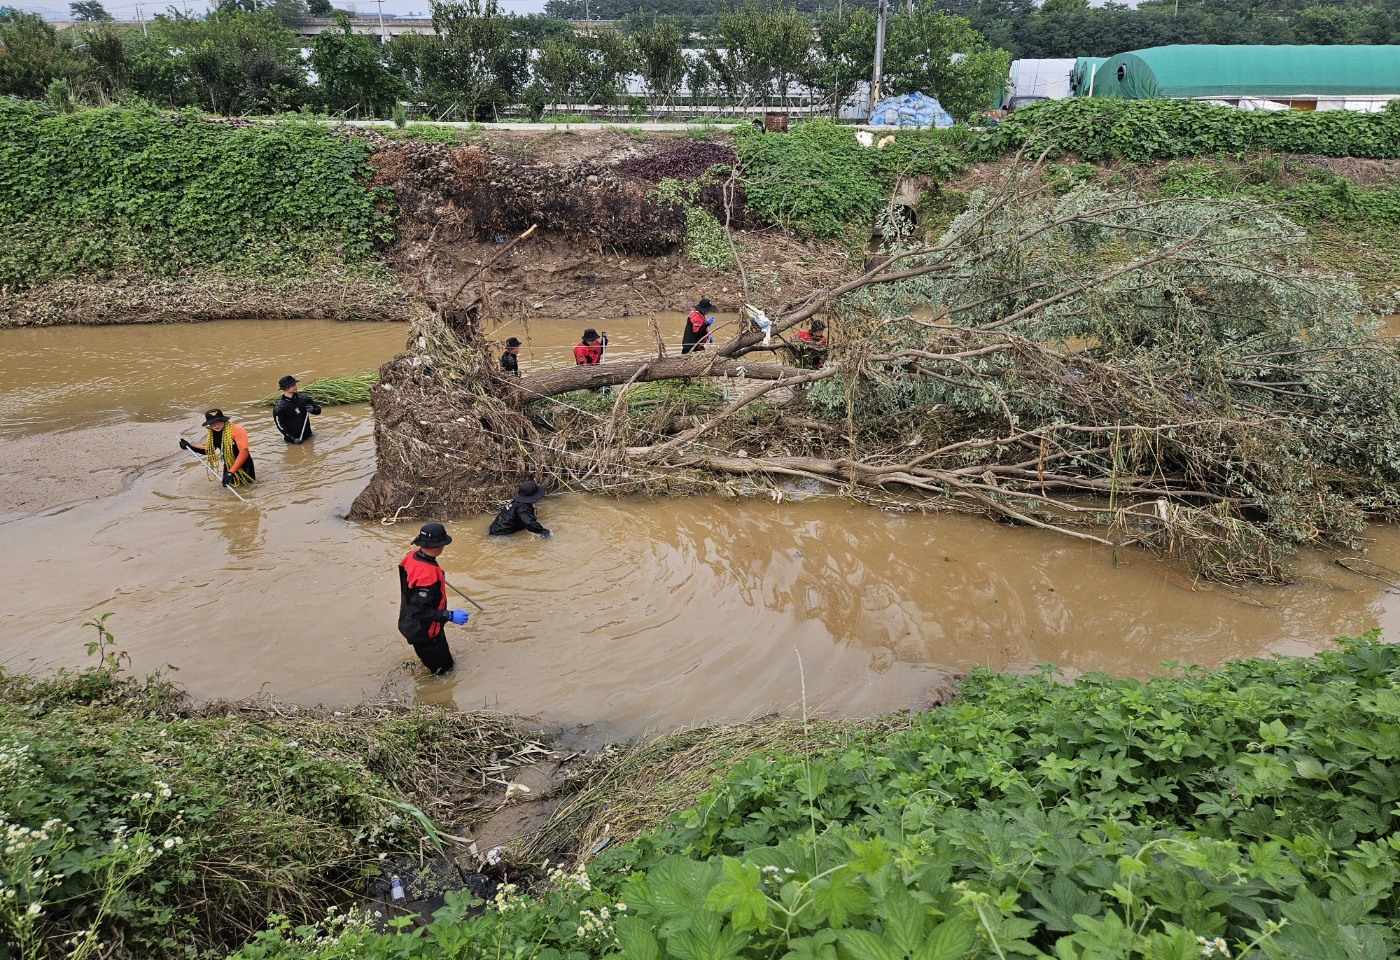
[9,629,1400,959]
[3,105,1396,328]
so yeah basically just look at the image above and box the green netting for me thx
[1090,44,1400,99]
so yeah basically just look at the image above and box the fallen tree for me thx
[353,155,1400,582]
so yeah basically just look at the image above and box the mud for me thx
[375,133,848,321]
[4,320,1400,747]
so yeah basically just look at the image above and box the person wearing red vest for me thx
[397,523,470,675]
[574,328,606,365]
[681,298,714,354]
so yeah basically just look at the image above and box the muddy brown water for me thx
[2,319,1398,745]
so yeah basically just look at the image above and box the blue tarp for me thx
[867,92,954,128]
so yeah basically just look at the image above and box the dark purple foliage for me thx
[618,143,737,182]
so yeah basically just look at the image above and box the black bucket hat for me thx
[411,522,453,547]
[512,480,546,504]
[582,328,600,343]
[201,408,227,426]
[505,337,521,349]
[696,297,714,313]
[279,375,298,390]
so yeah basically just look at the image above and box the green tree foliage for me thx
[218,0,312,26]
[535,32,588,110]
[717,2,812,103]
[310,15,403,117]
[883,7,1010,122]
[69,0,113,21]
[171,9,306,114]
[531,27,636,111]
[578,28,636,107]
[80,24,127,98]
[631,14,686,109]
[0,101,389,291]
[387,0,526,120]
[0,11,89,99]
[808,7,875,121]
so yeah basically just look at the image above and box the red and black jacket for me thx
[398,549,449,644]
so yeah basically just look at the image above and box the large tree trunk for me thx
[504,353,809,402]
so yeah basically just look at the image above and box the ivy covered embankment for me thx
[228,633,1400,960]
[0,101,409,326]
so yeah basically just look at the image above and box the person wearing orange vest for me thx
[178,408,255,486]
[397,523,470,675]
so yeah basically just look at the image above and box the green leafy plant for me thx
[228,633,1400,960]
[649,176,736,269]
[995,97,1400,163]
[0,102,391,292]
[734,118,967,237]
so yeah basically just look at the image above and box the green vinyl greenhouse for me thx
[1070,57,1108,97]
[1089,44,1400,100]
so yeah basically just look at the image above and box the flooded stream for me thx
[2,319,1398,743]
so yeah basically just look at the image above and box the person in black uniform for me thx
[488,481,550,537]
[397,523,471,674]
[272,376,321,444]
[500,337,522,376]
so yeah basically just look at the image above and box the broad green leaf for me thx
[705,857,769,931]
[838,929,902,960]
[667,910,747,960]
[811,866,872,928]
[615,916,662,960]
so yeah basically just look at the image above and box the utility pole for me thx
[375,0,387,40]
[134,0,148,36]
[871,0,886,109]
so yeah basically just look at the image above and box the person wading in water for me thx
[397,523,471,675]
[574,328,608,365]
[179,408,255,487]
[500,337,522,376]
[681,298,714,354]
[272,376,321,444]
[488,480,551,537]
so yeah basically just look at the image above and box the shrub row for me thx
[994,97,1400,162]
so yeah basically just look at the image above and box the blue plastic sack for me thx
[868,92,954,128]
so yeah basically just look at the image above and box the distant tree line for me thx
[0,0,1009,122]
[547,0,1400,51]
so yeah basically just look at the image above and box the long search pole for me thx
[444,580,485,612]
[175,435,248,503]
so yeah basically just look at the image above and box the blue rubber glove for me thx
[447,610,469,625]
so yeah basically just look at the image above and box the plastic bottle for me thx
[390,875,405,901]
